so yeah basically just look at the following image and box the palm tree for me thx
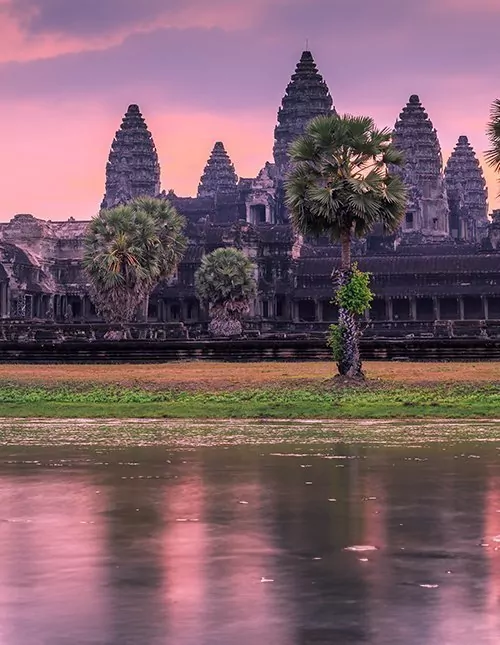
[129,196,187,319]
[485,99,500,191]
[195,247,257,337]
[129,197,187,281]
[285,114,407,379]
[84,198,186,333]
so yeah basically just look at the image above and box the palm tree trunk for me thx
[340,230,351,271]
[336,229,363,379]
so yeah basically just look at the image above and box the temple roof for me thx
[296,254,500,276]
[445,135,488,219]
[392,95,444,179]
[101,104,161,210]
[273,50,335,175]
[197,142,238,198]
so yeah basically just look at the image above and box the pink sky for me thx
[0,0,498,221]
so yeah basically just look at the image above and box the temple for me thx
[0,50,499,339]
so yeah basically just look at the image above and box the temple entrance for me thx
[321,300,338,322]
[297,300,315,322]
[488,297,500,319]
[416,298,434,321]
[439,298,460,320]
[392,298,410,320]
[370,299,387,321]
[249,204,267,225]
[463,296,483,320]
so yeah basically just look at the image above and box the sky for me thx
[0,0,499,221]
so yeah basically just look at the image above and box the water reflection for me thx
[0,441,497,644]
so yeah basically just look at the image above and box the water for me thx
[0,427,499,644]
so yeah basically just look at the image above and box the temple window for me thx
[25,295,33,319]
[298,300,315,322]
[276,296,284,318]
[463,296,483,320]
[439,298,459,320]
[369,299,387,321]
[405,212,414,229]
[393,298,410,320]
[488,297,500,318]
[249,204,267,224]
[416,297,434,321]
[433,218,438,230]
[262,300,269,318]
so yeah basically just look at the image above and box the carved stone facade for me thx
[0,50,499,331]
[197,142,238,198]
[391,95,450,240]
[101,104,161,209]
[445,136,489,242]
[273,50,335,180]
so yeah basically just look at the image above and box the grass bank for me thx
[0,361,498,419]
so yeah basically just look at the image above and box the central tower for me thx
[273,51,335,179]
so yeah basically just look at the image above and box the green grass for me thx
[0,384,498,419]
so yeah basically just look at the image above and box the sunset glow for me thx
[0,0,498,220]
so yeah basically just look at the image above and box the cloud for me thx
[7,0,169,36]
[0,0,271,63]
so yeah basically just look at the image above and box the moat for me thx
[0,423,499,644]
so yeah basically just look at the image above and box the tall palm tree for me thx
[84,198,186,332]
[129,197,187,280]
[195,247,257,337]
[485,99,500,190]
[285,114,407,378]
[129,197,187,319]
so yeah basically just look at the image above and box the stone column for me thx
[386,298,394,322]
[458,297,465,321]
[47,295,54,320]
[409,297,417,321]
[433,297,440,321]
[315,300,322,322]
[0,283,6,318]
[265,205,272,224]
[482,296,489,320]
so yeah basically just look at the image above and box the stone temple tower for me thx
[392,95,450,239]
[101,104,161,210]
[197,142,238,198]
[273,50,335,179]
[445,135,489,242]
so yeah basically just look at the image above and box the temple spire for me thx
[391,95,450,239]
[197,141,238,198]
[445,135,489,242]
[273,50,335,178]
[101,104,161,210]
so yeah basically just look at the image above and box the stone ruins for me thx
[0,50,499,338]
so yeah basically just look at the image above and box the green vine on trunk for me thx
[327,265,373,364]
[326,324,344,361]
[334,264,374,314]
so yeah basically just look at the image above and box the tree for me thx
[485,99,500,193]
[285,114,407,379]
[195,247,257,337]
[84,198,186,332]
[129,196,187,319]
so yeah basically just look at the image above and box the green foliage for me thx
[334,266,373,315]
[0,384,499,420]
[285,113,407,246]
[485,99,500,194]
[326,324,344,361]
[84,198,186,323]
[195,247,257,314]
